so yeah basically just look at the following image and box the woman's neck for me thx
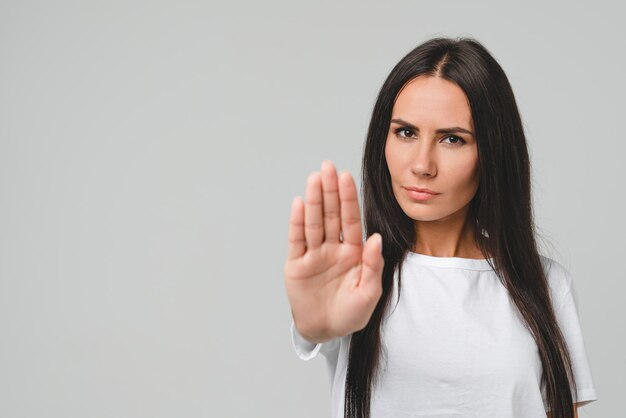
[412,214,486,259]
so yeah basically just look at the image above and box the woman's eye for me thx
[394,128,466,147]
[394,128,414,140]
[441,135,466,146]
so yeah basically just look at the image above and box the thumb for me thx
[359,233,385,295]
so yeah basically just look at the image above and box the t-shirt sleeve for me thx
[290,319,341,361]
[543,265,598,410]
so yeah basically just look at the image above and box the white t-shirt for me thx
[290,252,598,418]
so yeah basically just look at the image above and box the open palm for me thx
[284,160,385,343]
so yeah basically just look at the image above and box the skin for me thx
[384,75,485,258]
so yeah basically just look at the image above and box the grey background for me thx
[0,0,622,417]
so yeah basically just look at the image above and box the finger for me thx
[287,196,306,260]
[338,171,363,247]
[320,160,341,244]
[305,172,324,249]
[358,233,384,299]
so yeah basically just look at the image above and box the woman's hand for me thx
[284,160,385,343]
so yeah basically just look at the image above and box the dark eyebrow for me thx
[390,118,474,137]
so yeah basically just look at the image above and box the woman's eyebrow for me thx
[390,118,474,137]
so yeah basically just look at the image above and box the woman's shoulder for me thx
[539,254,574,307]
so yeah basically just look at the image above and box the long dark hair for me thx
[346,36,578,418]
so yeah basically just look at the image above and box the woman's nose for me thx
[410,141,437,177]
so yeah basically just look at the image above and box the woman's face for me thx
[384,75,478,223]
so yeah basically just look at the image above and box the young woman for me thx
[283,37,597,418]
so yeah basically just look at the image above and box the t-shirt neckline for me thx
[406,251,495,271]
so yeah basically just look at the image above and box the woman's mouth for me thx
[404,187,440,202]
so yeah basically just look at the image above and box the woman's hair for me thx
[347,36,578,418]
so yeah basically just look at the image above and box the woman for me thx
[283,36,597,418]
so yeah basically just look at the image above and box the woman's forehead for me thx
[395,76,469,110]
[393,77,473,130]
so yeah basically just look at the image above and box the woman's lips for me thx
[404,187,440,201]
